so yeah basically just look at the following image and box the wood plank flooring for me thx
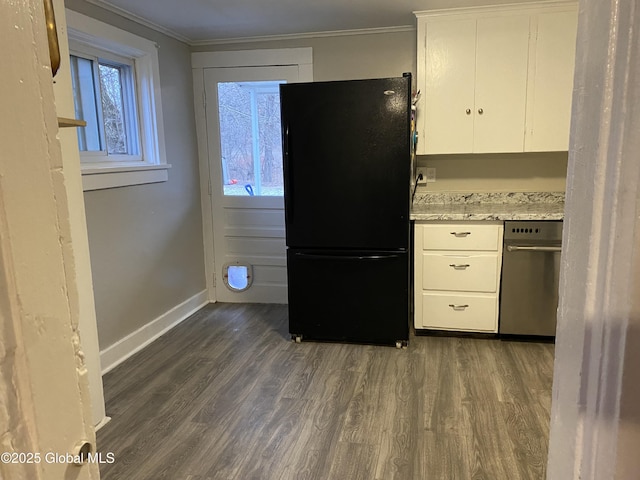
[97,303,555,480]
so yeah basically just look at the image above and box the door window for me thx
[217,81,285,196]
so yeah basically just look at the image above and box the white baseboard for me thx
[100,290,209,375]
[94,415,112,431]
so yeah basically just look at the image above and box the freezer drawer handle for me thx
[448,304,469,311]
[450,231,471,237]
[293,253,400,261]
[449,264,470,270]
[506,245,562,252]
[283,124,293,223]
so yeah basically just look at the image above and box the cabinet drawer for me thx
[420,292,497,332]
[422,253,499,292]
[421,224,501,251]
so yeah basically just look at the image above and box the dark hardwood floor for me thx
[97,303,555,480]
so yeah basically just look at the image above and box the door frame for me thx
[192,48,313,302]
[1,0,99,476]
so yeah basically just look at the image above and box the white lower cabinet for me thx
[414,221,504,333]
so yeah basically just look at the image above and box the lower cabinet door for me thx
[420,292,497,332]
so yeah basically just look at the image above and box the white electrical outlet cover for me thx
[416,168,427,184]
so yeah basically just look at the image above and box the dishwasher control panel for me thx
[503,220,563,243]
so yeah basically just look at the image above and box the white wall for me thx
[193,30,416,81]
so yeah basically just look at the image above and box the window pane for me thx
[217,81,285,196]
[70,55,102,152]
[99,63,129,155]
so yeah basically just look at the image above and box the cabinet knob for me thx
[465,108,471,115]
[478,108,484,115]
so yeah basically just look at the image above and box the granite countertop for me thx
[410,192,565,221]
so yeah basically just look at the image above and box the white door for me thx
[204,66,299,303]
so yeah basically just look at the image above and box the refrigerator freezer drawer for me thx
[287,249,409,345]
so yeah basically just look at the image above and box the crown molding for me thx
[86,0,191,44]
[414,0,578,18]
[82,2,414,47]
[191,25,415,46]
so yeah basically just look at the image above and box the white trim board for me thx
[81,165,170,191]
[191,48,313,69]
[414,0,577,18]
[193,25,415,46]
[99,290,209,374]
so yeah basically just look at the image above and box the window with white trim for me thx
[70,48,141,159]
[66,10,169,191]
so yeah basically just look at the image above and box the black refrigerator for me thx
[280,74,412,347]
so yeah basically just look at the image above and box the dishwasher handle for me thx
[506,245,562,253]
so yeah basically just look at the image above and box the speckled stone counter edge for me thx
[411,191,565,221]
[412,191,565,206]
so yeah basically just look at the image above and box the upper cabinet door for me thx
[423,18,476,154]
[474,15,530,153]
[525,8,578,152]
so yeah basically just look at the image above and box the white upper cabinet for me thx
[525,9,578,151]
[415,2,578,155]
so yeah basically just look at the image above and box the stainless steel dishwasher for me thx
[499,220,563,336]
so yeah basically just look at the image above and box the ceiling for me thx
[86,0,542,45]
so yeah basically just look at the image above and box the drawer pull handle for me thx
[448,304,469,311]
[450,231,471,237]
[449,264,470,270]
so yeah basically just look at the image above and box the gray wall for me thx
[66,0,206,350]
[192,31,417,81]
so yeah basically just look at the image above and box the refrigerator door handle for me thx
[283,123,292,224]
[293,252,401,261]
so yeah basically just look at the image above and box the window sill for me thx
[81,163,171,191]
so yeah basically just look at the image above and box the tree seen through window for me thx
[218,81,285,196]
